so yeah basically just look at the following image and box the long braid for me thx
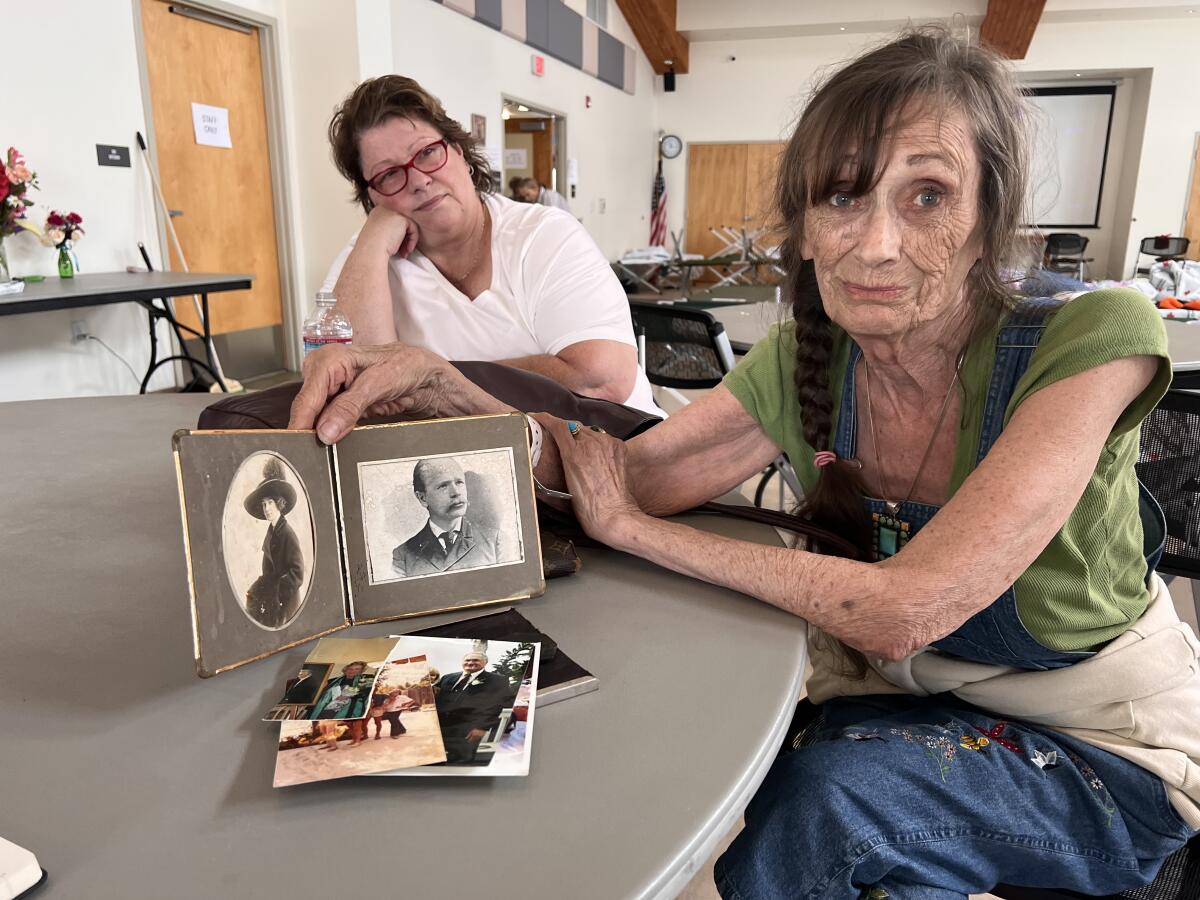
[786,262,872,558]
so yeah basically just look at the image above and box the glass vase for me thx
[0,236,10,283]
[57,243,74,279]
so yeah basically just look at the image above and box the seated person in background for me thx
[510,175,572,214]
[322,75,658,416]
[293,28,1199,897]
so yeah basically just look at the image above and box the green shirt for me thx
[723,288,1172,650]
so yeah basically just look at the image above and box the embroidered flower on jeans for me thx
[973,720,1024,753]
[889,727,960,781]
[960,734,990,751]
[843,729,886,742]
[1067,750,1117,828]
[1030,749,1060,770]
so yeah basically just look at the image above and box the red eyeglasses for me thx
[366,139,449,196]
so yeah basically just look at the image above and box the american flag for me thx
[649,156,667,247]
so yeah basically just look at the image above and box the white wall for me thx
[379,0,658,260]
[1,0,307,401]
[2,0,657,402]
[1022,75,1135,280]
[1022,18,1200,278]
[2,0,172,400]
[656,16,1200,280]
[279,0,365,313]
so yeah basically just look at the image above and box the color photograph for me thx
[263,636,397,721]
[273,640,449,787]
[374,636,541,776]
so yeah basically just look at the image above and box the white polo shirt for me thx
[321,193,659,416]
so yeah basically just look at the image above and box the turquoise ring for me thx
[567,420,581,436]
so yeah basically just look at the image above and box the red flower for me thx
[66,212,82,225]
[0,177,8,204]
[46,211,65,227]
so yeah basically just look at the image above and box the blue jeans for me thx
[714,695,1195,899]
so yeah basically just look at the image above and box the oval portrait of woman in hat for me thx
[220,451,315,630]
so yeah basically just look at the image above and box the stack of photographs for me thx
[267,634,541,787]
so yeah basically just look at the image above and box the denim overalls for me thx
[715,301,1194,899]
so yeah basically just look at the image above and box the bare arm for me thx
[530,383,782,515]
[548,355,1159,661]
[498,340,638,403]
[329,207,418,345]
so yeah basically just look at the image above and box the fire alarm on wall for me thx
[585,95,592,108]
[531,54,545,76]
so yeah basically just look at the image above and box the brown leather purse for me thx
[198,364,858,569]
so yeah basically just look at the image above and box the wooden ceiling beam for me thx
[980,0,1047,60]
[613,0,689,75]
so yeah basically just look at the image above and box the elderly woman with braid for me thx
[290,29,1199,897]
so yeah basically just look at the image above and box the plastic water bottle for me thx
[302,290,353,356]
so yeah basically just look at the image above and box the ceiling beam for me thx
[614,0,689,75]
[980,0,1047,59]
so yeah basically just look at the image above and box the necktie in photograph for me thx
[440,530,459,553]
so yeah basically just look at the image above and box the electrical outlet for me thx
[71,320,88,343]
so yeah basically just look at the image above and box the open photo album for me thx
[173,413,544,677]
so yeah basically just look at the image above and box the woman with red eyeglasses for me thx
[321,75,659,417]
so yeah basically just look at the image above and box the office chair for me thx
[1133,236,1191,278]
[988,385,1200,899]
[628,302,803,508]
[1043,233,1093,281]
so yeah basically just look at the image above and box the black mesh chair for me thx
[1043,233,1093,281]
[630,302,735,390]
[628,302,802,507]
[989,385,1200,899]
[1134,236,1191,278]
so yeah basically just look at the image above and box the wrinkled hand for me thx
[359,204,418,259]
[542,417,642,545]
[466,728,487,744]
[288,342,468,443]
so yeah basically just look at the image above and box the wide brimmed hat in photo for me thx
[244,457,297,518]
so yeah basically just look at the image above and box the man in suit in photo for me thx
[392,457,504,577]
[244,462,305,628]
[434,651,518,764]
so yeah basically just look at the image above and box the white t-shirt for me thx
[321,193,659,415]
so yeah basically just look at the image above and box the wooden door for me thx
[685,143,748,258]
[1185,134,1200,261]
[141,0,283,341]
[744,142,785,238]
[685,142,786,282]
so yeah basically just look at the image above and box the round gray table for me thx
[0,395,807,900]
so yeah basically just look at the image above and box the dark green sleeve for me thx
[1007,288,1171,436]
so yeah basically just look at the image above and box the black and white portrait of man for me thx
[358,450,524,585]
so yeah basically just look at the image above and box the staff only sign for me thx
[191,102,233,149]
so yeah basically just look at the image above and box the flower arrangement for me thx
[42,210,84,248]
[1,147,40,239]
[43,209,84,278]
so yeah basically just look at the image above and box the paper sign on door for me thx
[191,102,232,149]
